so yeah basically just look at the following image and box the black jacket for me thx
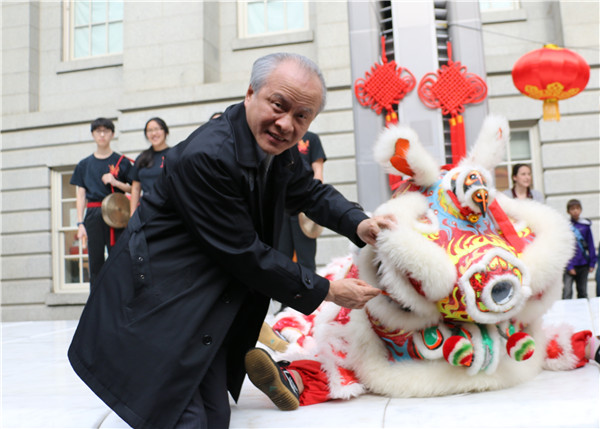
[68,102,368,429]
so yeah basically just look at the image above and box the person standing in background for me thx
[563,199,596,299]
[596,241,600,297]
[71,117,132,288]
[129,117,170,214]
[502,163,544,202]
[278,131,326,273]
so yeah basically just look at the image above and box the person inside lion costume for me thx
[244,115,599,411]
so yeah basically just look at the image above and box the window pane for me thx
[494,166,509,191]
[74,0,90,26]
[62,201,78,228]
[510,131,531,161]
[108,1,123,22]
[62,175,76,199]
[91,0,106,24]
[64,230,80,256]
[247,2,265,35]
[108,22,122,53]
[286,1,305,30]
[91,24,107,56]
[65,258,80,284]
[479,0,518,11]
[74,27,90,58]
[267,1,285,32]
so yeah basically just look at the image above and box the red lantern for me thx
[512,44,590,121]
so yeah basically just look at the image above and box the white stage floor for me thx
[2,298,599,429]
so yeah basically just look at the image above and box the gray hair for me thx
[249,53,327,113]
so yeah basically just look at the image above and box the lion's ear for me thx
[390,138,414,177]
[464,115,509,170]
[374,125,440,187]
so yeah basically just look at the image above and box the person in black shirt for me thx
[278,131,326,272]
[71,118,132,288]
[129,117,170,214]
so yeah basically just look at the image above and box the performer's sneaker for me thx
[258,321,290,353]
[245,347,300,411]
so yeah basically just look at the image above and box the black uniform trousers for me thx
[279,214,317,272]
[84,206,123,288]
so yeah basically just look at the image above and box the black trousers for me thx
[84,207,123,288]
[562,265,590,299]
[278,214,317,272]
[175,345,230,429]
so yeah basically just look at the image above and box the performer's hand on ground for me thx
[357,214,397,246]
[325,278,381,309]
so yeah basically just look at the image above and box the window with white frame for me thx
[52,168,90,292]
[238,0,308,38]
[479,0,519,12]
[64,0,123,60]
[494,126,543,195]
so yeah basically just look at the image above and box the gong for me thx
[101,193,131,228]
[298,212,324,239]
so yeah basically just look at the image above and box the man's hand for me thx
[325,278,381,309]
[357,214,396,246]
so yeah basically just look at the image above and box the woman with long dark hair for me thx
[129,117,170,214]
[502,163,544,202]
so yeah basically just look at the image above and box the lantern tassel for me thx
[543,99,560,121]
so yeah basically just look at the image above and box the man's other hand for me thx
[325,278,381,309]
[357,214,396,246]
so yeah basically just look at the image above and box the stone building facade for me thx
[2,0,598,321]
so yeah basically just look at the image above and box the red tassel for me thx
[450,115,466,164]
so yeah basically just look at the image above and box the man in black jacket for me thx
[68,52,394,429]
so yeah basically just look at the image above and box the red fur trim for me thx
[546,338,563,360]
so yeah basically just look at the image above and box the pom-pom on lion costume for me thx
[247,116,596,408]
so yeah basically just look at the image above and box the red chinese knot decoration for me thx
[418,42,487,165]
[512,44,590,121]
[354,37,416,126]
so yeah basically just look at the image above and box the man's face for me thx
[244,60,322,155]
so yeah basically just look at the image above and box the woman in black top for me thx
[130,117,170,214]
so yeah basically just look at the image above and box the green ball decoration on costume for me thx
[443,335,474,367]
[506,332,535,361]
